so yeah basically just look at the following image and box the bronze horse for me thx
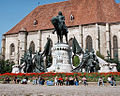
[51,15,68,43]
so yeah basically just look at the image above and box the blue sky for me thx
[0,0,120,50]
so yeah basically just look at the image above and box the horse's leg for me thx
[59,34,62,43]
[65,33,68,44]
[57,35,60,43]
[61,35,63,43]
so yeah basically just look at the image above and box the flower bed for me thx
[0,72,120,82]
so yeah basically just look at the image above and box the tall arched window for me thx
[113,36,118,59]
[86,35,93,52]
[29,41,35,54]
[10,43,15,55]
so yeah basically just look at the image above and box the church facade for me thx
[1,0,120,64]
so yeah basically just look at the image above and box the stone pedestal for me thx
[12,64,20,73]
[99,63,111,73]
[47,43,73,72]
[110,63,118,72]
[97,57,111,73]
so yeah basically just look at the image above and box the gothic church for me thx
[2,0,120,64]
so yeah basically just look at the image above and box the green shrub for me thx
[73,56,80,67]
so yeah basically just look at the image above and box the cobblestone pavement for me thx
[0,84,120,96]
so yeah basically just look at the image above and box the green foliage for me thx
[73,56,80,67]
[96,51,105,60]
[0,59,15,74]
[104,55,120,72]
[117,63,120,72]
[108,58,120,72]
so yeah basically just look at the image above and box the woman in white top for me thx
[54,76,58,86]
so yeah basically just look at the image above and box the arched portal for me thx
[29,41,35,54]
[10,43,15,55]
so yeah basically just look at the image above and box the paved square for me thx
[0,84,120,96]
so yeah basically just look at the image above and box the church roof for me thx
[5,0,120,35]
[117,3,120,7]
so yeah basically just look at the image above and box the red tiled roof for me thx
[5,0,120,35]
[117,3,120,8]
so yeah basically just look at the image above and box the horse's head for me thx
[51,17,59,27]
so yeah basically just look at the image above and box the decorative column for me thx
[106,23,111,58]
[37,30,42,52]
[1,36,6,59]
[79,25,83,48]
[118,31,120,60]
[96,23,100,52]
[18,28,27,64]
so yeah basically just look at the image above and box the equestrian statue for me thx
[51,11,68,43]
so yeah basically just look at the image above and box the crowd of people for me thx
[2,75,117,86]
[31,75,116,86]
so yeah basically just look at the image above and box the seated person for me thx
[69,76,74,85]
[107,76,113,86]
[21,78,27,84]
[111,76,116,86]
[82,76,88,86]
[17,77,21,84]
[98,77,104,86]
[58,76,63,86]
[14,76,18,84]
[4,77,11,83]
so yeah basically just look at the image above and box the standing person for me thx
[33,77,37,85]
[111,76,116,86]
[54,76,58,86]
[82,76,88,86]
[38,76,41,85]
[98,77,104,86]
[35,77,38,84]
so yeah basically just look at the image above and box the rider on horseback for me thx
[56,11,68,34]
[51,11,68,43]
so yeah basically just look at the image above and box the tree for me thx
[0,59,14,74]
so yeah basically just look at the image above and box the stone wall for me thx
[99,24,106,56]
[3,23,120,64]
[110,23,120,59]
[27,31,39,51]
[5,34,18,64]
